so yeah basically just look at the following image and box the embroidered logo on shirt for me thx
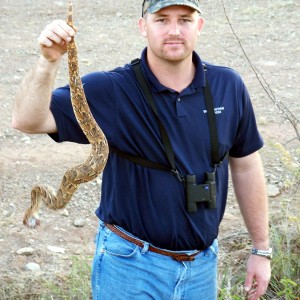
[203,107,224,115]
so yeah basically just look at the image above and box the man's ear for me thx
[138,17,147,38]
[197,17,204,35]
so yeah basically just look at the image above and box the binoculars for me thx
[186,172,216,212]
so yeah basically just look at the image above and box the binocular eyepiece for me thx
[186,172,216,212]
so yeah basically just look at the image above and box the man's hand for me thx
[244,254,271,299]
[38,20,76,62]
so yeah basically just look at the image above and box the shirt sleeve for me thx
[229,83,264,157]
[49,71,116,144]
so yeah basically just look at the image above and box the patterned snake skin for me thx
[23,0,109,227]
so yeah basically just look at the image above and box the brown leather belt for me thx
[105,223,201,262]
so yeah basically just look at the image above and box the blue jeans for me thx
[91,221,218,300]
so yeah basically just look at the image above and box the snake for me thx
[23,0,109,227]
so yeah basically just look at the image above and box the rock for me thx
[13,74,21,82]
[54,1,64,6]
[267,184,280,197]
[2,210,10,217]
[47,246,65,254]
[20,136,31,144]
[73,217,85,227]
[61,208,69,217]
[28,239,35,245]
[25,262,41,272]
[17,247,35,256]
[223,212,239,221]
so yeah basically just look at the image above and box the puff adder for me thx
[23,0,109,227]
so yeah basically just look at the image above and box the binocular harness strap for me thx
[109,59,223,183]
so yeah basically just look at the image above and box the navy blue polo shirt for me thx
[50,48,263,251]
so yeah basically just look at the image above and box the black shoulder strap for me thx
[109,146,170,171]
[130,59,178,172]
[203,76,220,166]
[109,59,223,182]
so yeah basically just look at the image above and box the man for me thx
[12,0,271,299]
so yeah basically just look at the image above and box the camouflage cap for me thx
[142,0,202,16]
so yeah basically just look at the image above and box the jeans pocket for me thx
[207,239,219,258]
[104,231,139,258]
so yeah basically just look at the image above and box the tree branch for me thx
[220,0,299,143]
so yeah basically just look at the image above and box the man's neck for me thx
[147,53,196,93]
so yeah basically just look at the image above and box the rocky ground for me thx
[0,0,299,299]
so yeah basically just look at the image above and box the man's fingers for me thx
[38,20,75,48]
[245,279,270,300]
[255,278,269,298]
[38,34,53,48]
[51,19,75,37]
[244,273,254,293]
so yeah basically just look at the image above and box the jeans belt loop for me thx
[141,242,149,254]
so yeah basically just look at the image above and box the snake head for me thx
[23,214,41,228]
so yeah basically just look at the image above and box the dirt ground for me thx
[0,0,299,298]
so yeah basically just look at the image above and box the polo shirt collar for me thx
[139,48,206,93]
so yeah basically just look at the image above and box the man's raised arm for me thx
[12,20,75,134]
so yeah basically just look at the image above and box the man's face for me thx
[139,5,204,63]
